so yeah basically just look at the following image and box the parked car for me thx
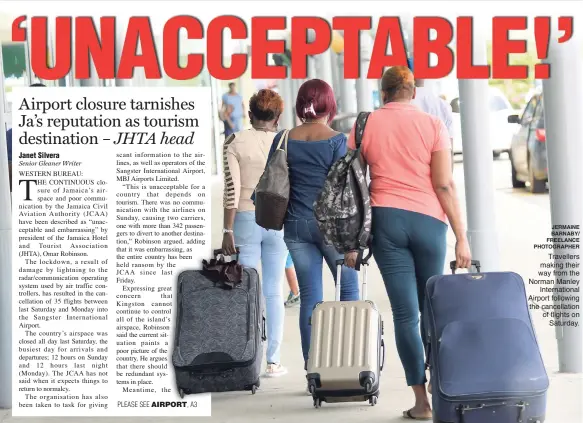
[507,92,547,193]
[330,113,358,135]
[450,87,517,158]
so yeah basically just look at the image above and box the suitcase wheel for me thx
[308,383,316,395]
[313,398,322,408]
[179,388,185,399]
[251,385,257,395]
[369,396,377,406]
[364,378,373,393]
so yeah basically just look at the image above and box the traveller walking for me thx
[344,67,471,420]
[264,79,359,371]
[411,75,455,166]
[221,89,288,378]
[222,82,245,132]
[221,104,236,139]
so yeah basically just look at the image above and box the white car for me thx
[450,88,518,158]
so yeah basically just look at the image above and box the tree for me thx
[486,40,540,109]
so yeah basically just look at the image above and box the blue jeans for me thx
[372,207,447,386]
[234,211,287,365]
[284,218,360,361]
[231,117,243,132]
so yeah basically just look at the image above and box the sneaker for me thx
[264,363,288,378]
[284,291,300,307]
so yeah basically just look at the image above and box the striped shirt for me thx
[223,128,275,211]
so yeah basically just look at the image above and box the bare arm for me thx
[221,135,240,254]
[222,135,241,216]
[431,149,465,240]
[430,120,472,268]
[223,209,236,231]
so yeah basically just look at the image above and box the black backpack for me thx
[313,112,372,268]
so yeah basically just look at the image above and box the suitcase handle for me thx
[450,260,481,274]
[380,339,385,371]
[334,247,373,269]
[214,248,240,260]
[335,247,372,301]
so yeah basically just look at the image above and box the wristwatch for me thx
[223,228,234,234]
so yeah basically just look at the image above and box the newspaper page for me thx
[0,3,581,423]
[11,87,212,416]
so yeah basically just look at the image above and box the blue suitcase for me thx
[425,260,549,423]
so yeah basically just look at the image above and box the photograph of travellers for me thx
[0,1,581,422]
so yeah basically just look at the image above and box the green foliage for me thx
[486,40,539,109]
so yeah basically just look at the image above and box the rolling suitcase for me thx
[172,249,265,397]
[425,260,549,423]
[306,250,385,408]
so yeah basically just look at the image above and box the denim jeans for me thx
[371,207,447,386]
[234,211,287,365]
[284,218,360,361]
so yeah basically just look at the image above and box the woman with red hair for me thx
[222,89,289,378]
[264,79,359,381]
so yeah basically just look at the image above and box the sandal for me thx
[403,409,432,421]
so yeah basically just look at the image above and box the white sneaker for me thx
[284,291,301,307]
[263,363,288,378]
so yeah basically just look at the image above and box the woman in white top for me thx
[222,89,289,377]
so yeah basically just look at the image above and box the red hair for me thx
[295,79,337,123]
[249,89,284,121]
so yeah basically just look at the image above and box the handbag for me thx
[201,249,242,289]
[254,130,290,230]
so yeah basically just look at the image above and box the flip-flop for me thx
[403,409,432,421]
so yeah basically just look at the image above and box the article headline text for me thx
[12,15,574,80]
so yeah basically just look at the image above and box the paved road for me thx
[456,153,550,209]
[3,157,581,423]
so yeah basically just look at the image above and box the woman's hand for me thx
[455,237,472,270]
[344,251,359,269]
[222,232,237,256]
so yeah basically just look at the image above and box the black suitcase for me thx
[425,260,549,423]
[172,249,265,397]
